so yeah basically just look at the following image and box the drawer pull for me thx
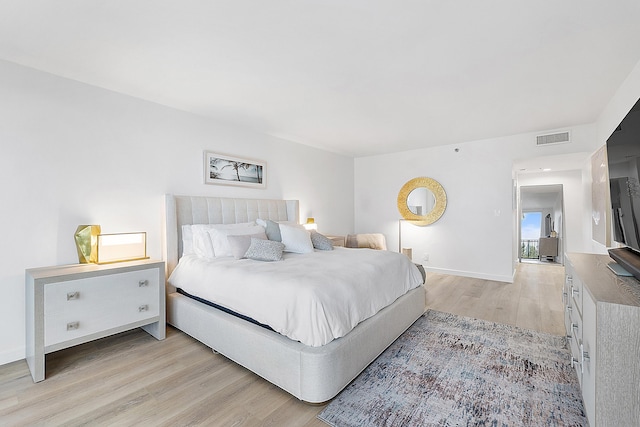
[138,280,149,287]
[571,357,580,369]
[138,304,149,312]
[66,321,79,331]
[571,286,579,297]
[66,291,80,301]
[566,305,572,313]
[571,323,579,331]
[566,275,573,284]
[580,343,590,374]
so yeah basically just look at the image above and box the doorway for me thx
[519,185,564,264]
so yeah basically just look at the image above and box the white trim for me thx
[0,346,25,365]
[424,265,514,283]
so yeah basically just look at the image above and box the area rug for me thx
[318,310,587,427]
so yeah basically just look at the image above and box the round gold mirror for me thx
[397,177,447,226]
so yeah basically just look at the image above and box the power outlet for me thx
[423,253,429,262]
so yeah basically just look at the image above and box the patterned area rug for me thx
[318,310,587,427]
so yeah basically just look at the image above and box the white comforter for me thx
[168,248,424,347]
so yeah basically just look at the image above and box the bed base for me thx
[167,286,425,403]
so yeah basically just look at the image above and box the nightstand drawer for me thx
[44,269,159,315]
[44,301,158,347]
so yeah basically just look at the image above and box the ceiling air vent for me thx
[536,131,570,146]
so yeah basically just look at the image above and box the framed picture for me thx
[203,151,266,188]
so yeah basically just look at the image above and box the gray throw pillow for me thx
[310,231,334,251]
[245,238,285,261]
[263,219,282,242]
[227,232,268,259]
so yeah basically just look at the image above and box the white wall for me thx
[0,60,354,365]
[353,56,640,283]
[354,126,600,283]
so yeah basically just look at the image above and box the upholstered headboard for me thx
[163,195,299,278]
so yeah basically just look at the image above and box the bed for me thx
[163,194,426,403]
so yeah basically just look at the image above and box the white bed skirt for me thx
[167,285,426,403]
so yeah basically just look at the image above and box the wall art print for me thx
[204,151,266,188]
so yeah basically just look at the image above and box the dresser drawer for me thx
[563,301,573,338]
[569,335,582,383]
[43,268,160,347]
[562,277,573,336]
[568,273,583,317]
[568,307,582,347]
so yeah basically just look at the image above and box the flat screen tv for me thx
[606,97,640,280]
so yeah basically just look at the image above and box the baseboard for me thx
[0,346,25,367]
[423,266,514,283]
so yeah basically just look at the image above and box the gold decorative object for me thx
[397,177,447,226]
[74,225,101,264]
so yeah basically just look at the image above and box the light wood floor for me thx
[426,261,566,336]
[0,262,565,426]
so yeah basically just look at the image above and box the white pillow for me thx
[256,219,299,242]
[279,224,314,254]
[191,225,216,259]
[256,218,297,227]
[182,225,194,255]
[208,225,266,257]
[191,222,256,260]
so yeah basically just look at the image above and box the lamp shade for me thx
[97,232,147,264]
[303,217,318,231]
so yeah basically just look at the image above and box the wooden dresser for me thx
[564,253,640,426]
[25,259,165,382]
[539,237,558,260]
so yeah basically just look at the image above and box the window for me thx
[521,212,542,259]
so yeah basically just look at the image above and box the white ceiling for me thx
[513,152,592,174]
[1,1,640,157]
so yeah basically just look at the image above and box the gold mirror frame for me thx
[397,177,447,226]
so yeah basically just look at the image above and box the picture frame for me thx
[203,151,266,188]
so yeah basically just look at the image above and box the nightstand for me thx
[25,259,165,382]
[326,235,345,247]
